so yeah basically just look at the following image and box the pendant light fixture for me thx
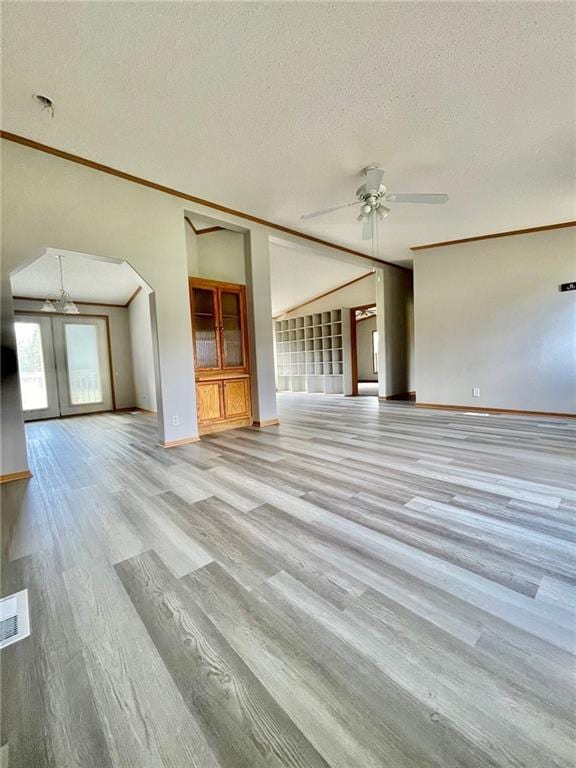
[41,254,79,314]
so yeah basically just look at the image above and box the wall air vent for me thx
[0,590,30,649]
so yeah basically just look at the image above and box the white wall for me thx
[195,230,246,284]
[414,227,576,413]
[244,230,278,423]
[128,290,157,412]
[407,288,415,392]
[356,315,378,381]
[375,266,414,398]
[13,298,136,409]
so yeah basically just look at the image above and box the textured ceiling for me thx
[2,2,575,266]
[269,241,369,315]
[11,252,140,305]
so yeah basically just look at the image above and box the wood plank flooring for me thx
[1,394,575,767]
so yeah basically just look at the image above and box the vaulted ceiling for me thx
[2,2,574,266]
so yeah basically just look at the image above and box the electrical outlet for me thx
[472,387,480,398]
[172,416,179,426]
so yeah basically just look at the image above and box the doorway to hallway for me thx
[350,304,378,396]
[14,313,114,421]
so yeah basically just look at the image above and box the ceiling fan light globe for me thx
[362,203,372,215]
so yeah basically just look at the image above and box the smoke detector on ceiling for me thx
[33,93,54,117]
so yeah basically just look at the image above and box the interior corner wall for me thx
[195,230,246,284]
[1,283,27,476]
[185,221,199,274]
[13,298,136,409]
[356,316,378,381]
[375,266,413,398]
[407,286,415,392]
[244,229,278,423]
[1,138,199,476]
[128,290,157,412]
[413,226,576,413]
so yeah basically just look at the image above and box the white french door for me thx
[14,314,113,422]
[14,316,60,421]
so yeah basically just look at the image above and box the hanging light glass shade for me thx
[41,299,56,313]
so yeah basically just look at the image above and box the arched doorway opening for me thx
[10,248,163,442]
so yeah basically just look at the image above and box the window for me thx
[372,330,378,374]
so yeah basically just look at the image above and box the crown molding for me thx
[185,217,225,236]
[411,221,576,251]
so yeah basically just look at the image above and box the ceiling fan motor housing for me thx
[356,183,387,214]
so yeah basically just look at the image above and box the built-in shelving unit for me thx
[274,308,352,395]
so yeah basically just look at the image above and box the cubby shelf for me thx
[274,308,351,395]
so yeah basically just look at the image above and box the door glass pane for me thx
[193,288,218,368]
[64,324,103,404]
[15,322,48,411]
[221,292,240,317]
[221,291,243,367]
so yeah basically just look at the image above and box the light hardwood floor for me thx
[1,394,575,767]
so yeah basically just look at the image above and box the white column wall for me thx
[244,230,278,424]
[375,266,412,398]
[1,279,29,476]
[375,268,389,398]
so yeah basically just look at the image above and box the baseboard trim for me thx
[162,436,201,448]
[0,470,33,484]
[379,391,416,401]
[253,418,280,427]
[416,403,576,419]
[114,407,157,415]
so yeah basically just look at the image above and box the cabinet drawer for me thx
[196,381,224,423]
[223,378,251,419]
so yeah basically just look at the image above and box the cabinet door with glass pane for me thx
[189,278,249,375]
[190,285,221,370]
[218,287,246,369]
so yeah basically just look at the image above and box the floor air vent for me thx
[0,590,30,649]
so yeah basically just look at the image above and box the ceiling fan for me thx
[301,166,449,239]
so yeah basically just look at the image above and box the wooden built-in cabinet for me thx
[189,277,252,434]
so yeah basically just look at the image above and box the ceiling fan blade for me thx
[364,166,384,192]
[362,217,373,240]
[386,193,449,204]
[301,201,360,220]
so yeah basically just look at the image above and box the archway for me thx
[10,248,163,445]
